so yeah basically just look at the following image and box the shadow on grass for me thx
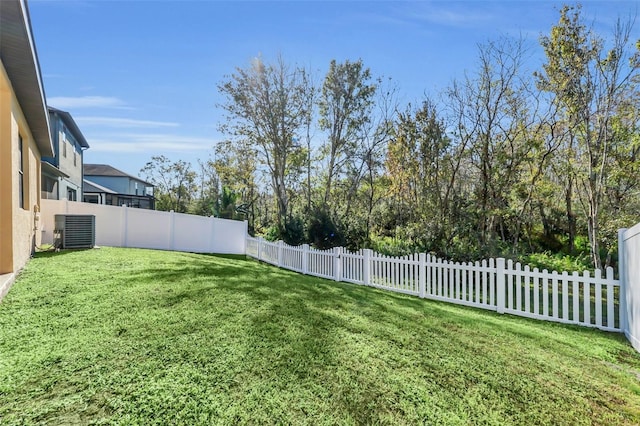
[33,247,95,259]
[126,252,618,338]
[97,248,634,361]
[7,247,640,424]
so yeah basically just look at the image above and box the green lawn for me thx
[1,247,639,425]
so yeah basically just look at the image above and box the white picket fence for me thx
[246,237,622,332]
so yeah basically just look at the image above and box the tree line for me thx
[141,5,640,269]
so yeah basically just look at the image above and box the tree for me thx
[218,56,311,239]
[536,4,640,268]
[386,99,466,255]
[318,59,377,210]
[300,69,318,215]
[445,36,536,253]
[213,139,259,231]
[141,155,197,213]
[359,78,397,241]
[190,157,221,217]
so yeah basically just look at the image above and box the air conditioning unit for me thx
[54,214,95,249]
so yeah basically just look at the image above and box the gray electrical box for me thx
[54,214,95,249]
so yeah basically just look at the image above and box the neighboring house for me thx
[0,0,54,276]
[83,164,155,209]
[41,107,89,201]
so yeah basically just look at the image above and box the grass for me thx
[1,247,640,425]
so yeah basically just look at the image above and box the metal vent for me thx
[54,214,95,249]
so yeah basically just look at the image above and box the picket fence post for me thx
[121,204,128,248]
[210,217,217,253]
[302,244,309,275]
[363,249,372,286]
[169,210,176,251]
[257,237,263,261]
[419,253,426,298]
[619,228,628,333]
[277,241,284,267]
[242,221,248,255]
[496,257,506,314]
[334,247,342,282]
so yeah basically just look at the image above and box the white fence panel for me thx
[342,249,364,285]
[40,199,247,254]
[246,237,259,258]
[126,208,172,250]
[245,236,622,334]
[173,212,212,253]
[281,244,303,273]
[259,240,279,265]
[423,256,497,311]
[41,199,125,247]
[371,253,419,296]
[308,246,334,280]
[211,218,247,254]
[503,261,620,331]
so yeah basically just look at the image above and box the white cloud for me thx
[47,96,129,109]
[76,117,180,128]
[89,134,216,153]
[419,9,493,27]
[390,2,495,29]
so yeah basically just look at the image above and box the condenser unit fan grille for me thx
[54,214,95,249]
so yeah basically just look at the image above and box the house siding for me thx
[0,60,43,274]
[55,119,83,199]
[84,176,132,195]
[42,111,85,201]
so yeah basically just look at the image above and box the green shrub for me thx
[306,208,344,250]
[521,251,592,273]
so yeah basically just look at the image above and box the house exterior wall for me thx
[84,175,131,195]
[126,178,151,196]
[43,112,84,201]
[0,60,42,274]
[57,123,83,199]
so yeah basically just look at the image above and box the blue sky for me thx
[29,0,639,178]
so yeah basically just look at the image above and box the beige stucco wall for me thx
[0,61,12,274]
[0,60,43,274]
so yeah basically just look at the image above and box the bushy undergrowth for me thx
[368,235,598,273]
[520,251,594,273]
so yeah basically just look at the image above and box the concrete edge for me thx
[0,272,17,302]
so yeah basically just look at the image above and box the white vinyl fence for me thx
[246,236,622,332]
[621,226,640,351]
[41,199,248,254]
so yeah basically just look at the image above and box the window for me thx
[61,129,67,158]
[83,194,99,204]
[18,135,24,209]
[41,176,58,200]
[67,188,77,201]
[73,151,77,167]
